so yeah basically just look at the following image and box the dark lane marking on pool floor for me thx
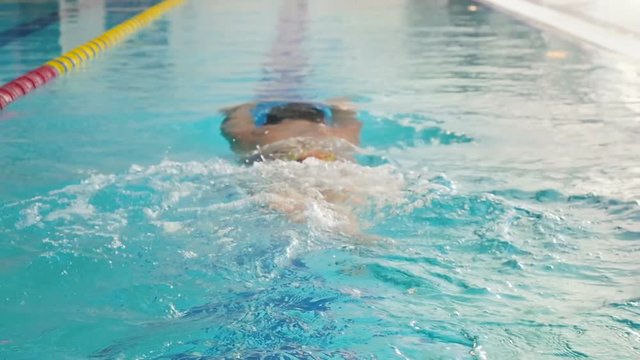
[0,11,59,48]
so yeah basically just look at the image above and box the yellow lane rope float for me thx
[0,0,185,110]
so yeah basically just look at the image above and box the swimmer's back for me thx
[220,100,362,154]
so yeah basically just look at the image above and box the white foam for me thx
[179,250,198,259]
[11,157,432,268]
[108,236,125,249]
[45,198,95,222]
[16,203,43,229]
[246,159,408,235]
[158,221,183,233]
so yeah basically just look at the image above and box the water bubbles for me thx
[502,258,524,271]
[179,250,198,259]
[1,155,635,359]
[108,236,125,249]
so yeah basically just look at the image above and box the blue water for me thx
[1,0,639,359]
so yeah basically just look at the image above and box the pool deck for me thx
[477,0,640,60]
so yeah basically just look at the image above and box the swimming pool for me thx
[1,0,639,358]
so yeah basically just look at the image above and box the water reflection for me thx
[256,0,310,100]
[397,0,640,201]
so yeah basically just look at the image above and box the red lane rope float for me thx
[0,0,185,111]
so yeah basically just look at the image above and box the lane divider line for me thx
[0,11,60,48]
[0,0,185,111]
[0,1,108,48]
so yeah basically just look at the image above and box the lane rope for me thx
[0,0,185,111]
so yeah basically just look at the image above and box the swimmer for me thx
[220,100,362,164]
[219,99,385,239]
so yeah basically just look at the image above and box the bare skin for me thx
[219,100,376,239]
[220,100,361,154]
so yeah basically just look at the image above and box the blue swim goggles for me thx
[251,101,333,127]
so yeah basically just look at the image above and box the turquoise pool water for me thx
[1,0,639,358]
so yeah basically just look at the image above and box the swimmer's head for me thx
[265,102,327,126]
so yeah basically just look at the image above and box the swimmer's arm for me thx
[220,103,261,152]
[326,98,360,127]
[326,99,362,144]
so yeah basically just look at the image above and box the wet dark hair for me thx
[265,102,326,126]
